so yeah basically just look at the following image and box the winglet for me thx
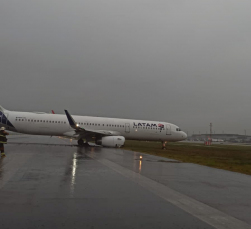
[52,110,55,114]
[64,110,77,128]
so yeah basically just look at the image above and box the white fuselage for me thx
[1,110,187,142]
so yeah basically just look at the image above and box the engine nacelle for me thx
[96,136,125,148]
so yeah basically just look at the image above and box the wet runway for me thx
[0,135,251,229]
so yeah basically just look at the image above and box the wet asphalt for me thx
[0,135,251,229]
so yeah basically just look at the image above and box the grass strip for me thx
[123,141,251,175]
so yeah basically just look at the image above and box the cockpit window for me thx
[176,128,181,131]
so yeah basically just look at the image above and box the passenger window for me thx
[64,122,66,124]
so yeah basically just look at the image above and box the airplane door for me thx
[125,123,130,133]
[166,124,171,135]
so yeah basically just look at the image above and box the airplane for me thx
[0,105,187,149]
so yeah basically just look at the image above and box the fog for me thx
[1,0,251,135]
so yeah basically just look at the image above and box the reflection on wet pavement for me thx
[0,136,250,229]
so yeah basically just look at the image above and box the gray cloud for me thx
[1,0,251,135]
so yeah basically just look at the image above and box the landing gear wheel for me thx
[78,139,89,147]
[162,141,167,150]
[78,139,84,146]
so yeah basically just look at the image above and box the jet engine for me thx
[96,136,125,148]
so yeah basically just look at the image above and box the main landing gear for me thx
[162,141,167,150]
[77,139,89,147]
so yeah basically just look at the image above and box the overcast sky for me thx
[1,0,251,135]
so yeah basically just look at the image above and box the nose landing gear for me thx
[162,141,167,150]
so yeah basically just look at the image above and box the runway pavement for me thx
[0,135,251,229]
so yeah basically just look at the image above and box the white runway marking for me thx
[88,154,251,229]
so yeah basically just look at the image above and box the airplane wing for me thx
[64,110,120,139]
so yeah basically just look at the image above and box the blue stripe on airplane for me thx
[0,111,15,128]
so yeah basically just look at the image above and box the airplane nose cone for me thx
[181,132,187,140]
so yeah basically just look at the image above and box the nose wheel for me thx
[162,141,167,150]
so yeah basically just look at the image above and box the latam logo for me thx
[133,122,165,128]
